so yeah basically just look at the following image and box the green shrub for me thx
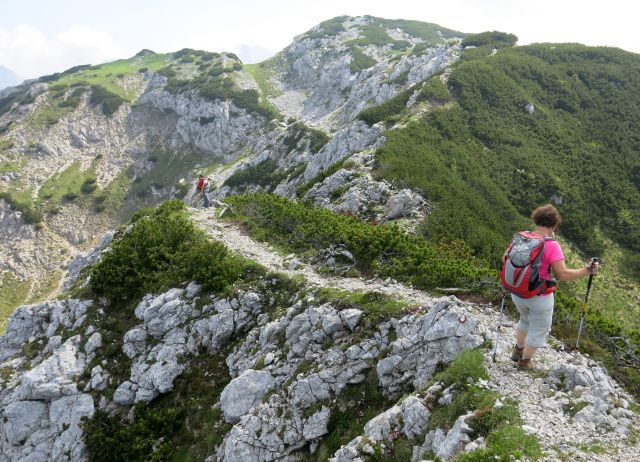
[350,47,377,74]
[357,85,415,125]
[374,112,527,262]
[361,16,462,43]
[417,76,450,102]
[90,200,246,301]
[304,16,347,40]
[0,192,42,224]
[0,89,35,116]
[308,128,330,153]
[223,159,287,189]
[81,178,98,194]
[89,85,126,116]
[283,122,329,154]
[83,403,184,462]
[157,66,177,78]
[296,159,352,198]
[461,31,518,48]
[226,194,491,290]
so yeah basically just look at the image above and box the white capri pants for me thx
[511,293,554,348]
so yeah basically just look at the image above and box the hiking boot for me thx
[517,357,538,371]
[511,344,524,362]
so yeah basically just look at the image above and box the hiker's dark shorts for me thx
[511,293,554,348]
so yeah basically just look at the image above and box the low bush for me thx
[0,89,35,117]
[90,200,247,301]
[81,178,98,194]
[83,403,184,462]
[226,194,491,290]
[350,47,377,74]
[417,76,450,103]
[283,122,330,154]
[223,159,287,189]
[0,192,42,224]
[89,85,126,116]
[304,16,347,40]
[461,31,518,48]
[357,85,415,125]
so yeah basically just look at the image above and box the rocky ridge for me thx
[0,208,637,461]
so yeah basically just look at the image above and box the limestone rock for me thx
[376,299,483,394]
[220,369,276,423]
[384,189,425,220]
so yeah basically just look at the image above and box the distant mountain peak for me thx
[0,65,21,90]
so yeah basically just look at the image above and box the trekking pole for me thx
[576,257,599,349]
[492,292,507,362]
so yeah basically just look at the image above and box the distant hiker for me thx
[196,175,205,194]
[501,204,600,370]
[202,178,212,208]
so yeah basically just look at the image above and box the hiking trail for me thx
[192,206,640,462]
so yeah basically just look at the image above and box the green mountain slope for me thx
[374,39,640,260]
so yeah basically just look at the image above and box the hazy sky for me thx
[1,0,639,80]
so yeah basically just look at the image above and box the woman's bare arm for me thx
[551,259,599,282]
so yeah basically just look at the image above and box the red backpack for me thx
[500,231,557,298]
[196,176,205,192]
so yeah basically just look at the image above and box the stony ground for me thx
[192,206,640,462]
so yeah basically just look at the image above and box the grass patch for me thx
[0,160,21,173]
[37,159,98,206]
[243,61,281,114]
[29,270,63,304]
[315,288,410,325]
[0,191,41,225]
[431,349,489,388]
[54,53,172,101]
[563,400,589,418]
[0,272,31,334]
[0,137,14,151]
[422,348,542,461]
[94,166,133,214]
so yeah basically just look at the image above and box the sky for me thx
[1,0,639,81]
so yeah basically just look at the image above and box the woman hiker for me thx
[506,204,600,370]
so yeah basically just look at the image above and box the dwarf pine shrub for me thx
[90,200,247,301]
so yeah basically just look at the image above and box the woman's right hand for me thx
[585,260,600,275]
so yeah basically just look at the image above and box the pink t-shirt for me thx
[540,239,565,280]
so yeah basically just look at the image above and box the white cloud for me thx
[0,24,125,80]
